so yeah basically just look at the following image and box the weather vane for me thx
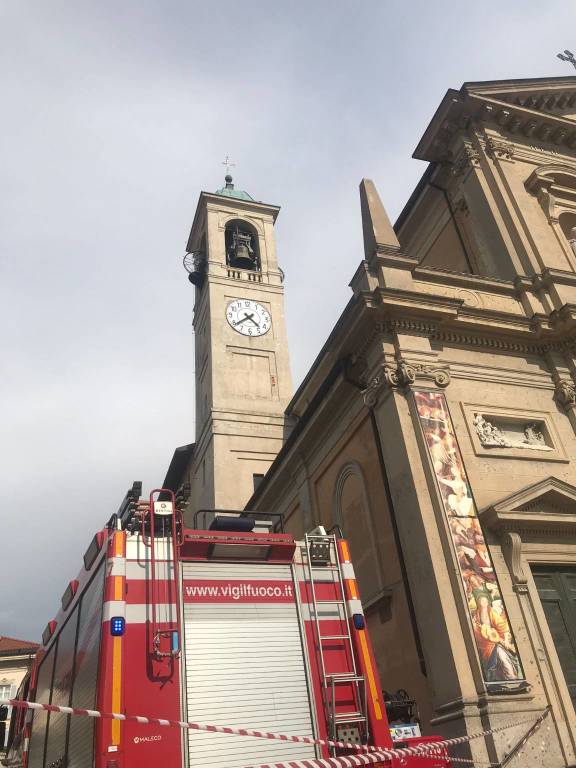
[557,49,576,70]
[222,155,236,175]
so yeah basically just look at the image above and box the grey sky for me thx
[1,0,574,640]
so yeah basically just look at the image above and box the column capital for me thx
[362,360,451,407]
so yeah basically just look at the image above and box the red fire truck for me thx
[4,483,449,768]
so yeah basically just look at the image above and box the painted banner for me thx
[183,580,295,603]
[414,390,525,686]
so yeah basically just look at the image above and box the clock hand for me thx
[234,312,260,327]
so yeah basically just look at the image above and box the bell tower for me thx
[184,175,293,512]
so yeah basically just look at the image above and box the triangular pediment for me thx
[414,76,576,162]
[466,77,576,121]
[482,476,576,531]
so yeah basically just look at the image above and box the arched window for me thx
[559,211,576,254]
[333,462,383,602]
[526,165,576,267]
[225,219,261,271]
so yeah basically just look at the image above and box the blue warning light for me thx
[352,613,365,630]
[110,617,125,636]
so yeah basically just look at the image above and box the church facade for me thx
[166,77,576,767]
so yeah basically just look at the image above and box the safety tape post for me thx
[2,699,549,766]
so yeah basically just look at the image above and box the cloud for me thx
[1,0,574,640]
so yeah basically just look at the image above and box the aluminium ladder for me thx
[304,532,368,749]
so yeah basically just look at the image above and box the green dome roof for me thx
[215,174,254,201]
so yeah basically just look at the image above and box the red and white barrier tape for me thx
[251,747,447,767]
[1,699,549,767]
[392,705,549,753]
[2,699,379,754]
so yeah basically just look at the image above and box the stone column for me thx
[545,349,576,436]
[362,352,560,765]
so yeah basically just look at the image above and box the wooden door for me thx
[533,566,576,711]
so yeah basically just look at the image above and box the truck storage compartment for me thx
[182,561,317,768]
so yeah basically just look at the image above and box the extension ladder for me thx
[304,531,368,749]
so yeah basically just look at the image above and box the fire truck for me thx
[4,483,450,768]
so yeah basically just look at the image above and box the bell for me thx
[232,242,255,270]
[228,228,257,270]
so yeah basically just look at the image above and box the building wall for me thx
[257,386,431,727]
[0,652,35,748]
[442,346,576,506]
[248,78,576,766]
[442,343,576,760]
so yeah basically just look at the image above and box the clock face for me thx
[226,299,272,337]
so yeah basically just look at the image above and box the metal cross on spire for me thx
[557,49,576,70]
[222,155,236,175]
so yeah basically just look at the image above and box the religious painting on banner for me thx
[414,390,526,686]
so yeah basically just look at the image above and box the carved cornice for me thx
[414,84,576,163]
[375,318,542,353]
[437,328,538,353]
[376,318,438,337]
[352,318,576,410]
[472,95,576,150]
[374,316,576,356]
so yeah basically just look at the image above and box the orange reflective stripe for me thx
[111,531,124,744]
[111,636,122,744]
[114,532,124,557]
[358,630,383,720]
[340,540,351,562]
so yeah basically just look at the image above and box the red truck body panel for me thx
[5,503,450,768]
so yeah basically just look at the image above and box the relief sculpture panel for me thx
[473,414,552,451]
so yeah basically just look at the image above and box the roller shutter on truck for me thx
[182,562,317,768]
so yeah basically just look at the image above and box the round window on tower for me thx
[225,219,261,271]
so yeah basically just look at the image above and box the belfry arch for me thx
[225,218,261,271]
